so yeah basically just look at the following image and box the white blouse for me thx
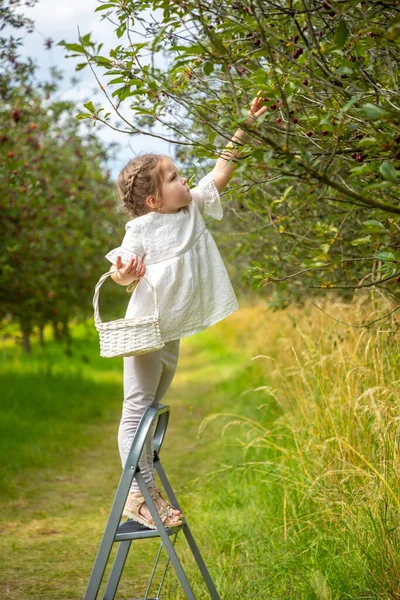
[105,171,239,343]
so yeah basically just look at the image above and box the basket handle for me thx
[93,270,159,326]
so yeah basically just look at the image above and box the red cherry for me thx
[270,104,277,110]
[276,117,281,123]
[351,152,357,159]
[11,109,21,122]
[7,151,15,158]
[302,79,309,86]
[397,277,400,282]
[293,118,298,124]
[306,130,313,137]
[0,135,8,143]
[293,47,303,59]
[321,131,328,136]
[357,155,363,162]
[29,123,38,130]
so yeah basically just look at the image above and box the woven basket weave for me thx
[93,270,165,358]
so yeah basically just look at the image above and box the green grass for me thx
[1,299,400,599]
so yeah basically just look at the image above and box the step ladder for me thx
[83,403,221,600]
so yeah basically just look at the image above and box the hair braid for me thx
[117,153,167,218]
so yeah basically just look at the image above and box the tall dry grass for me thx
[200,293,400,597]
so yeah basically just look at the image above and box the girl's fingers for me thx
[127,257,139,271]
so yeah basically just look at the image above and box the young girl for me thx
[105,92,267,529]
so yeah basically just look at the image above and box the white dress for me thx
[105,171,239,343]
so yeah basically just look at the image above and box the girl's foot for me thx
[123,491,182,529]
[149,487,183,519]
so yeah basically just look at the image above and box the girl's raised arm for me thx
[212,91,268,194]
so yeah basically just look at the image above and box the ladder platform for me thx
[115,518,184,542]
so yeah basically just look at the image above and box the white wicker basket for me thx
[93,270,165,358]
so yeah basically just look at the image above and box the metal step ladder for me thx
[83,403,221,600]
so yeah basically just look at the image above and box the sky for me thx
[17,0,172,180]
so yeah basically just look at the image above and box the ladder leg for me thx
[154,459,221,600]
[102,541,132,600]
[143,541,164,600]
[155,532,179,599]
[83,473,135,600]
[137,472,198,600]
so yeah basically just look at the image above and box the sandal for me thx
[149,487,184,519]
[123,491,182,529]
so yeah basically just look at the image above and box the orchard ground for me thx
[1,297,400,599]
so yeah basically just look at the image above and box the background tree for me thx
[60,0,400,310]
[0,0,121,352]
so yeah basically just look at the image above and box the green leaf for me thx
[351,236,371,246]
[379,161,398,183]
[83,101,95,113]
[363,220,386,230]
[361,103,387,120]
[81,33,92,46]
[253,149,264,161]
[203,61,214,76]
[358,137,377,146]
[60,42,84,54]
[349,164,371,176]
[94,3,118,11]
[337,65,353,75]
[75,113,92,120]
[375,251,395,261]
[335,20,350,48]
[363,180,393,191]
[116,23,126,39]
[92,56,113,68]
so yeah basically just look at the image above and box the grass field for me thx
[1,296,399,599]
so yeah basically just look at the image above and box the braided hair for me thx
[117,153,167,218]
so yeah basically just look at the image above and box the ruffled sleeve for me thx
[190,171,223,221]
[105,221,145,265]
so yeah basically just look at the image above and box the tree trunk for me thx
[20,321,31,354]
[61,320,71,345]
[52,321,62,342]
[39,325,45,347]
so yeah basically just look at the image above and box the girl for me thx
[105,92,267,529]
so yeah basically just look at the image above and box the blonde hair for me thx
[117,153,168,218]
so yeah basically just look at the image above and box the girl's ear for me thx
[145,195,156,209]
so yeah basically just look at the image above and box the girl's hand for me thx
[244,90,269,128]
[114,255,146,285]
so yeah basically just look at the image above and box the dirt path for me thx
[0,321,250,600]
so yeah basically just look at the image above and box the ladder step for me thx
[115,518,183,542]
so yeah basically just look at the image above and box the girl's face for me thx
[152,158,192,214]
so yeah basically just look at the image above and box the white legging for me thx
[118,339,180,493]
